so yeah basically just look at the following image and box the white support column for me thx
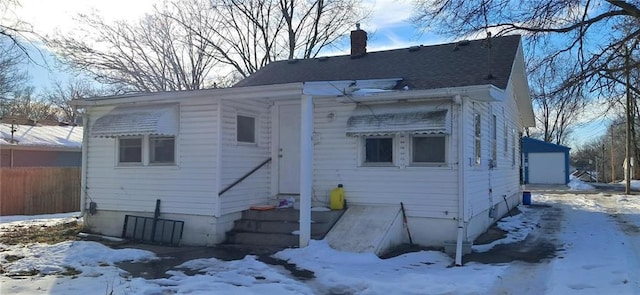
[80,111,90,217]
[299,94,313,247]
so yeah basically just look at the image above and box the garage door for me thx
[528,152,566,184]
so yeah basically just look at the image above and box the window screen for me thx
[412,136,446,163]
[119,138,142,163]
[237,115,256,143]
[150,136,175,164]
[365,137,393,163]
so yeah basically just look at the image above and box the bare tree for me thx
[0,40,28,103]
[571,139,605,177]
[1,0,33,106]
[50,0,366,90]
[43,79,105,124]
[414,0,640,93]
[3,86,58,122]
[414,0,640,183]
[0,31,32,119]
[1,0,48,66]
[49,4,220,93]
[170,0,368,79]
[1,0,34,56]
[527,60,587,145]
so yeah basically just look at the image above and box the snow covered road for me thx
[491,193,640,294]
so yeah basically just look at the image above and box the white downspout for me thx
[80,112,90,217]
[455,95,465,266]
[215,99,224,218]
[299,94,313,247]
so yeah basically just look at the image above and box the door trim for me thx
[270,100,301,196]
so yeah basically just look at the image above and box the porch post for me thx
[299,94,313,247]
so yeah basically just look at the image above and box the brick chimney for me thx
[350,23,367,58]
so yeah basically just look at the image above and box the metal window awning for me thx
[346,103,449,136]
[91,104,179,138]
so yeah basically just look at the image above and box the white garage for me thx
[522,137,571,185]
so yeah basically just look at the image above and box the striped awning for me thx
[91,104,179,138]
[346,103,448,136]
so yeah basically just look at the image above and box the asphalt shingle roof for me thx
[234,35,521,91]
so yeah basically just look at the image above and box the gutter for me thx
[71,83,305,107]
[215,99,223,218]
[335,84,505,104]
[455,94,466,266]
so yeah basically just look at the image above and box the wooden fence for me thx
[1,167,81,216]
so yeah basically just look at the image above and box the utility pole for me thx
[602,144,606,183]
[10,120,18,143]
[624,45,632,194]
[610,128,615,182]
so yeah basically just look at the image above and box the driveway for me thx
[486,190,640,294]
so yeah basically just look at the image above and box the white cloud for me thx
[15,0,156,37]
[363,0,415,30]
[359,0,447,51]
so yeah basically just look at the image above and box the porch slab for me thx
[325,205,402,255]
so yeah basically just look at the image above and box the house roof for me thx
[522,137,570,153]
[0,124,83,149]
[235,35,522,91]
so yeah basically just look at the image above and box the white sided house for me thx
[75,32,534,263]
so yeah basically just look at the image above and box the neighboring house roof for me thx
[572,170,596,181]
[0,124,83,149]
[235,35,521,91]
[522,137,571,153]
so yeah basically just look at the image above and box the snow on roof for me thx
[0,123,83,148]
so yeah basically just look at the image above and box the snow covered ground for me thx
[1,183,639,294]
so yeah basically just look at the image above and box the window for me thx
[412,135,446,164]
[504,122,508,154]
[237,115,256,143]
[119,137,142,164]
[118,136,176,166]
[364,137,393,164]
[150,136,175,164]
[474,113,481,165]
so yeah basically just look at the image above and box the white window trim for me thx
[474,113,482,166]
[359,135,397,167]
[503,121,508,156]
[409,134,448,166]
[236,112,258,146]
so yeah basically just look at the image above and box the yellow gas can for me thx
[330,184,344,210]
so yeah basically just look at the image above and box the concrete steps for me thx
[225,208,344,249]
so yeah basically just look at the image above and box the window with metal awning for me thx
[346,103,450,136]
[91,104,179,138]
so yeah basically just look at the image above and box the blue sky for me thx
[13,0,606,149]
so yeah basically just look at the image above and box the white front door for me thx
[278,103,301,194]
